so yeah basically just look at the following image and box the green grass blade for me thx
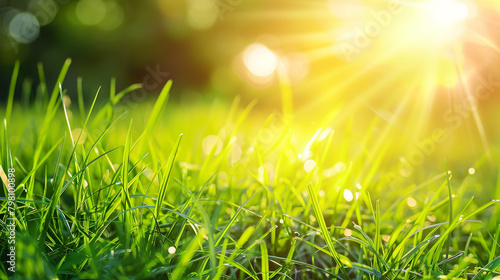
[306,183,349,280]
[154,133,182,219]
[171,229,206,280]
[260,242,270,280]
[5,60,20,124]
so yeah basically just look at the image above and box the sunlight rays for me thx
[231,0,498,163]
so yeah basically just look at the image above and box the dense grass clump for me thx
[1,61,500,279]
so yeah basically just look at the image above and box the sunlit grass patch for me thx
[0,61,499,279]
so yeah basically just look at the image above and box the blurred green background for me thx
[0,0,319,108]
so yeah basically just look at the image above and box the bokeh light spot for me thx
[99,1,124,30]
[278,52,310,85]
[304,159,316,172]
[28,0,58,26]
[407,197,417,208]
[187,0,217,30]
[71,128,86,145]
[304,159,317,172]
[202,135,222,155]
[76,0,106,26]
[230,145,242,164]
[9,12,40,43]
[334,162,346,172]
[243,43,278,78]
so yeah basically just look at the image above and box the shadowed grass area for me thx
[1,61,500,280]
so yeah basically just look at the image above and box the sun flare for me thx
[428,0,469,26]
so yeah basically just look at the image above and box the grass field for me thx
[1,60,500,280]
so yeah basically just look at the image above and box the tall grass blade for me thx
[5,60,20,124]
[306,183,349,280]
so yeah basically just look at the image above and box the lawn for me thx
[1,59,500,280]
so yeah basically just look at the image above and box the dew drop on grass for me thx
[168,246,176,254]
[343,189,353,202]
[407,197,417,208]
[468,168,475,175]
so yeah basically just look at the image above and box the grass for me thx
[0,60,499,280]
